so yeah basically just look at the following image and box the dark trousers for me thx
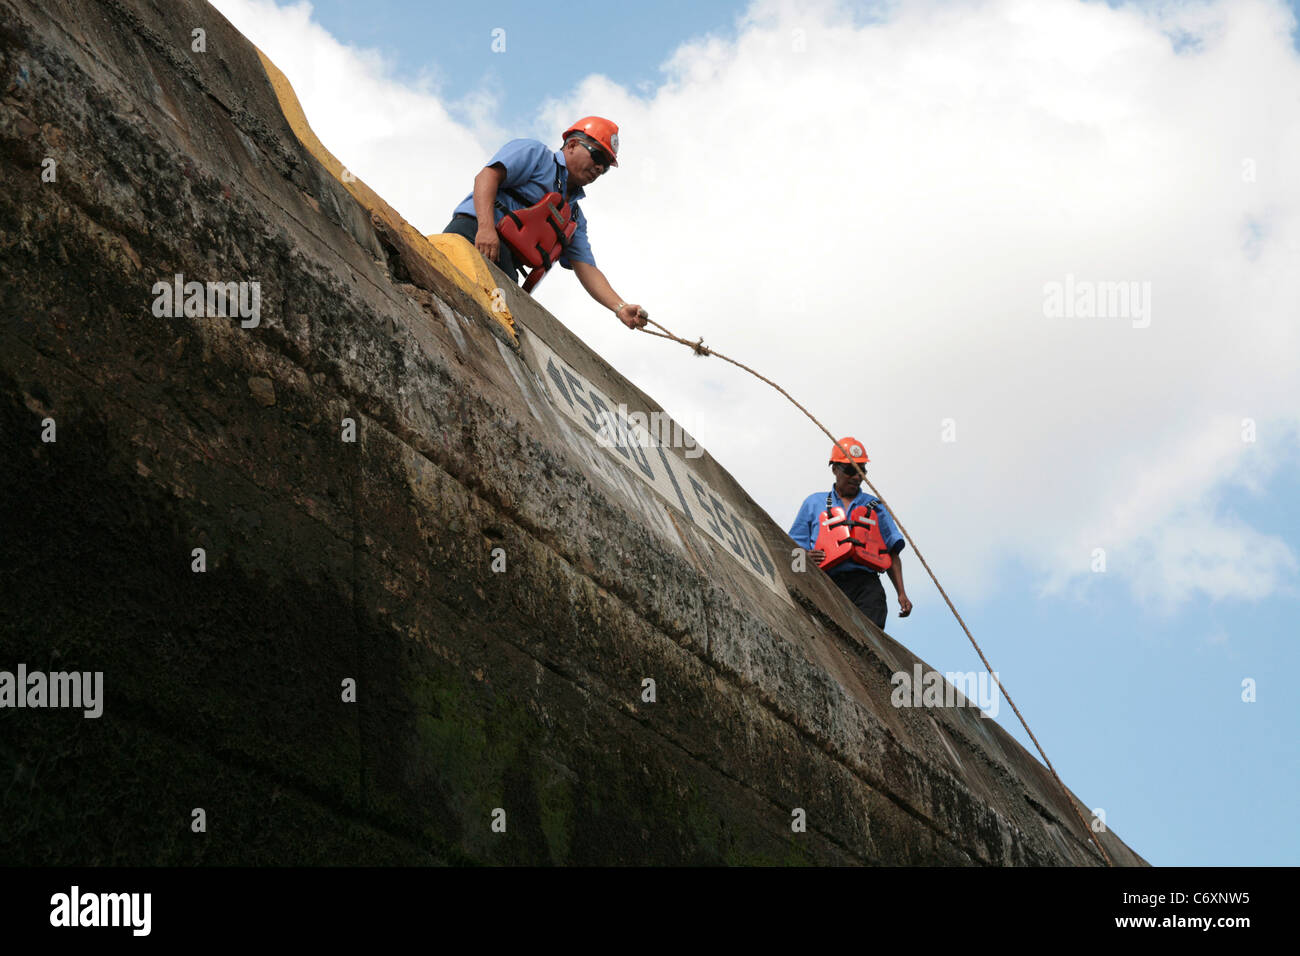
[442,214,521,284]
[829,568,888,629]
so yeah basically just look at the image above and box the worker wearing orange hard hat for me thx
[788,438,912,629]
[441,116,649,330]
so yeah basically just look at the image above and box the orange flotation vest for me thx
[496,190,578,292]
[814,491,892,572]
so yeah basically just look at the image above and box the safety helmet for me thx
[829,437,870,465]
[563,116,619,166]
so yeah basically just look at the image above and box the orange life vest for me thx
[496,190,578,292]
[814,491,892,572]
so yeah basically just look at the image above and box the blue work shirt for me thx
[453,139,596,269]
[788,489,906,575]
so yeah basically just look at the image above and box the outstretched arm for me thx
[572,261,648,329]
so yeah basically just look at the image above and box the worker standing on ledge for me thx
[440,116,649,330]
[788,438,913,629]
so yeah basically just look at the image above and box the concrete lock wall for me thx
[0,0,1144,865]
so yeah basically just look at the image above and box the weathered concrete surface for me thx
[0,0,1146,865]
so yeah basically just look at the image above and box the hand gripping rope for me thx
[638,317,1113,867]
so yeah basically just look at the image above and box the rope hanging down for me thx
[638,317,1113,867]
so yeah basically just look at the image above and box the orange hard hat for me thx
[563,116,619,166]
[829,437,870,465]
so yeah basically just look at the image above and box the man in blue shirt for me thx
[442,116,649,330]
[788,437,913,629]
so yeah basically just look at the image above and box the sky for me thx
[207,0,1300,866]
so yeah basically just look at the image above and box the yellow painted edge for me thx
[252,48,515,339]
[426,234,517,328]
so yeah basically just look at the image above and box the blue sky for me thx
[281,0,755,130]
[212,0,1300,866]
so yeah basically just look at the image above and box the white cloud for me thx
[1134,512,1298,606]
[209,0,1300,607]
[207,0,504,231]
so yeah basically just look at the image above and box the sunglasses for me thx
[575,140,613,170]
[836,464,864,475]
